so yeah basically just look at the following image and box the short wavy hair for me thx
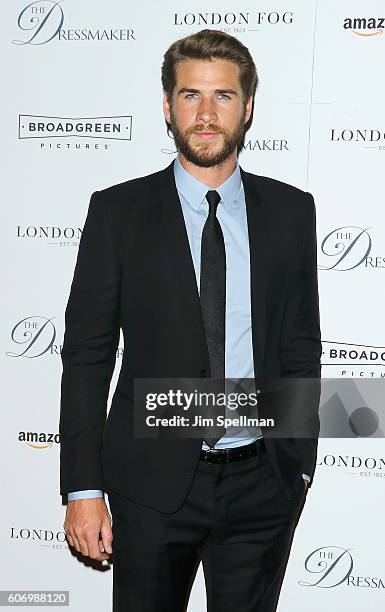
[161,29,258,105]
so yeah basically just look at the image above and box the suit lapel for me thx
[241,167,268,378]
[158,160,210,364]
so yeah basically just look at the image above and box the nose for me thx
[196,97,218,125]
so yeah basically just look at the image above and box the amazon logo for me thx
[343,17,384,37]
[19,430,60,448]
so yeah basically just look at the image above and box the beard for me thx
[169,108,246,168]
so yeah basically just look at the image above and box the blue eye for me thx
[184,93,231,101]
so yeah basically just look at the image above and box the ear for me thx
[244,95,253,124]
[163,92,171,124]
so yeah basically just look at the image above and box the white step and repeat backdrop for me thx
[2,1,385,610]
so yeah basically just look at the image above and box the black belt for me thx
[200,438,266,464]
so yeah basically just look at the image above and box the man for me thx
[59,29,321,612]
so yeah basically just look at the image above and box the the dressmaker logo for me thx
[318,226,385,271]
[243,135,289,152]
[13,1,136,46]
[161,130,290,155]
[18,430,60,449]
[172,10,294,33]
[343,17,384,38]
[16,223,82,246]
[6,316,58,358]
[5,316,124,360]
[299,546,385,589]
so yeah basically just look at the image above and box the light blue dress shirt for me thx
[174,155,262,450]
[67,156,309,501]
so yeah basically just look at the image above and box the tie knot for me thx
[205,190,221,214]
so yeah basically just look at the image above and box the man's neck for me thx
[177,152,238,188]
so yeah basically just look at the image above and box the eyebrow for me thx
[177,87,238,96]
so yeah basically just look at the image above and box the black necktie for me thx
[200,190,226,448]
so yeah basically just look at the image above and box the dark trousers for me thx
[108,448,307,612]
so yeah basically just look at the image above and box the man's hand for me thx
[303,479,310,490]
[64,498,113,562]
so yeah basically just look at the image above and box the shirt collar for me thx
[173,154,242,211]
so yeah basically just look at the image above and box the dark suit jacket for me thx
[59,159,322,513]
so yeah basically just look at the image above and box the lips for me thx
[194,131,221,139]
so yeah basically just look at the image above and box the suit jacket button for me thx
[200,369,207,378]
